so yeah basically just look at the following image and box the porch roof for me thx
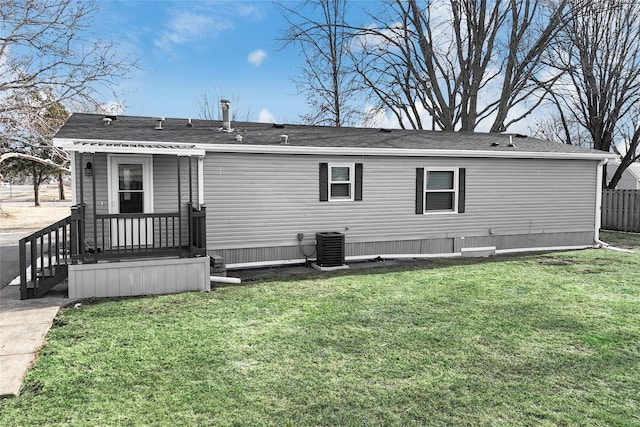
[59,139,205,157]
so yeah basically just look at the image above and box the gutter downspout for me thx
[594,158,634,253]
[594,158,609,248]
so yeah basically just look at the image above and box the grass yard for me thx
[1,238,639,426]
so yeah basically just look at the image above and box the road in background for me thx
[0,184,32,199]
[1,184,72,287]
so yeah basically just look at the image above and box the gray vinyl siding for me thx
[203,153,598,260]
[74,152,109,247]
[153,155,199,213]
[152,156,199,247]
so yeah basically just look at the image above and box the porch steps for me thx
[36,265,64,279]
[22,263,69,299]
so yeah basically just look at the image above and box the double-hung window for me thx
[329,164,353,200]
[319,163,363,202]
[416,167,466,214]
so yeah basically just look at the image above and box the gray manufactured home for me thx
[35,112,614,299]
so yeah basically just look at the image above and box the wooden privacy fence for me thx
[601,189,640,232]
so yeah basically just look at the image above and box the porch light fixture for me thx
[84,161,93,177]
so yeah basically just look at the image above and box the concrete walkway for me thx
[0,282,73,397]
[0,232,32,288]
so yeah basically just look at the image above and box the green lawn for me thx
[1,236,639,426]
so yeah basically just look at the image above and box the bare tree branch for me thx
[349,0,569,132]
[0,0,136,200]
[194,88,254,122]
[277,0,362,127]
[545,0,640,188]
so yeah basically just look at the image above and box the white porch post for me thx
[198,156,204,208]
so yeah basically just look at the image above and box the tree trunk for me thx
[58,173,65,200]
[32,170,40,207]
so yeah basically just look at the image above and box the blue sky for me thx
[90,1,544,134]
[95,0,318,123]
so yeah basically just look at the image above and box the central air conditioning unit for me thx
[315,232,345,267]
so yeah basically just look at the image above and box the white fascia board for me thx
[53,138,205,157]
[54,137,617,161]
[197,143,618,161]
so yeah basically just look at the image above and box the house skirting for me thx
[212,231,595,268]
[68,256,210,299]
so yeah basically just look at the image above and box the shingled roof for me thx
[54,113,614,159]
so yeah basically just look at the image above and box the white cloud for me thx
[248,49,268,67]
[238,5,261,18]
[258,108,275,123]
[154,11,232,51]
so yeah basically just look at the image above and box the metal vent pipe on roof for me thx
[280,135,289,144]
[155,117,164,130]
[221,99,231,131]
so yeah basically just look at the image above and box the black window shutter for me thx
[355,163,363,201]
[458,168,466,213]
[319,163,328,202]
[416,168,424,214]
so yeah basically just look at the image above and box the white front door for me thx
[108,155,153,247]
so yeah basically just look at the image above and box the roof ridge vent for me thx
[155,117,164,130]
[273,123,285,129]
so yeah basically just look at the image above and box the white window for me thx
[329,163,354,201]
[424,168,458,213]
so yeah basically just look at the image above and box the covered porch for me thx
[19,140,210,299]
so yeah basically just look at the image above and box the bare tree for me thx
[546,0,640,189]
[349,0,570,131]
[1,89,70,206]
[0,0,135,171]
[277,0,361,127]
[194,88,254,122]
[530,113,592,148]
